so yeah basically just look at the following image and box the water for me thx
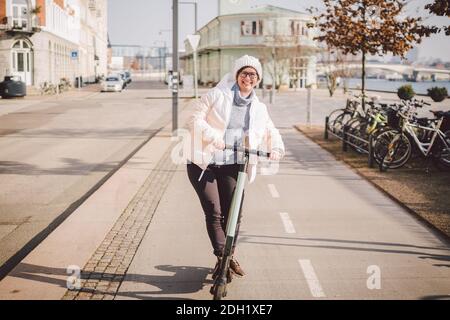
[345,78,450,96]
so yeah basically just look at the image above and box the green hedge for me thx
[427,87,448,102]
[397,85,415,101]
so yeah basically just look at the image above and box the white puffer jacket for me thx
[187,73,285,183]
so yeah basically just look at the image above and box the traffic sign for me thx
[187,35,200,51]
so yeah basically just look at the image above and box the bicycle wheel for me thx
[374,130,410,166]
[374,130,394,163]
[347,118,368,153]
[333,112,353,137]
[327,109,345,132]
[378,132,412,170]
[371,124,391,139]
[435,130,450,169]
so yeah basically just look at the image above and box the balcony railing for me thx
[0,15,41,33]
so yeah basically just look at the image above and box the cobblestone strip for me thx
[62,142,178,300]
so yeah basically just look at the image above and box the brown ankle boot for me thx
[230,257,245,277]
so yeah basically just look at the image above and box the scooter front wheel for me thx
[212,283,227,300]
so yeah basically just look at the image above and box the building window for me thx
[302,25,308,36]
[17,52,24,72]
[290,20,300,36]
[290,20,309,37]
[12,0,28,29]
[241,20,263,36]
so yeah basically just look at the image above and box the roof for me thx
[237,5,309,16]
[196,5,312,34]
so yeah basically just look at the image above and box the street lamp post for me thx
[172,0,178,133]
[180,1,198,32]
[168,0,198,132]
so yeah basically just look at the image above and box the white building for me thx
[110,45,165,72]
[0,0,108,88]
[182,5,318,89]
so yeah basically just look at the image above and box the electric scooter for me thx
[211,144,271,300]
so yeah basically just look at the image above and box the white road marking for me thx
[268,184,280,198]
[279,212,296,234]
[298,259,326,298]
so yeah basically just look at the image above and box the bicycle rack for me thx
[325,117,375,168]
[324,116,346,141]
[368,134,374,168]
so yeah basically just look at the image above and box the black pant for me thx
[187,162,244,257]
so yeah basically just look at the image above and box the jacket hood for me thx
[216,73,235,95]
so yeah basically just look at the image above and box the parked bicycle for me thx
[325,95,450,172]
[327,92,366,137]
[376,108,450,171]
[39,82,57,95]
[345,101,390,154]
[58,78,72,93]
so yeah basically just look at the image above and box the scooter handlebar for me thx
[224,144,271,158]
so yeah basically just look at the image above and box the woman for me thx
[186,55,285,280]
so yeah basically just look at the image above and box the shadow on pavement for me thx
[239,234,450,268]
[6,262,213,300]
[0,159,119,175]
[117,265,213,300]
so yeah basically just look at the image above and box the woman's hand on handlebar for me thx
[213,138,225,150]
[269,149,282,161]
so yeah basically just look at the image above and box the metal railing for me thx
[325,116,375,168]
[3,15,40,33]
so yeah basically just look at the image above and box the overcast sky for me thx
[107,0,450,61]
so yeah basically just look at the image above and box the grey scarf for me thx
[232,83,254,107]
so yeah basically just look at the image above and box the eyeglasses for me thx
[239,71,258,80]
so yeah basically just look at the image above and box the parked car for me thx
[0,76,26,98]
[102,75,124,92]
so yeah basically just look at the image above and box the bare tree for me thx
[319,47,357,96]
[262,35,292,90]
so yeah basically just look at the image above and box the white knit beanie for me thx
[233,55,262,81]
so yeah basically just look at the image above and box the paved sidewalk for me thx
[0,92,193,299]
[0,87,448,300]
[62,140,178,300]
[114,127,450,300]
[0,84,102,118]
